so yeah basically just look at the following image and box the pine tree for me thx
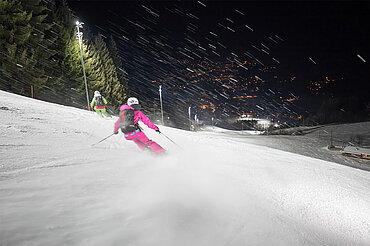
[84,38,106,92]
[63,34,88,90]
[108,35,128,91]
[37,0,76,104]
[62,30,107,108]
[108,35,122,68]
[0,0,33,93]
[18,0,53,92]
[0,0,128,111]
[93,34,126,109]
[0,0,55,96]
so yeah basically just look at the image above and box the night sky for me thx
[67,0,369,126]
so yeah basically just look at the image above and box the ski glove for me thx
[114,131,119,135]
[155,128,161,133]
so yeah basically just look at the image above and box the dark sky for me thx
[68,0,368,75]
[67,0,369,122]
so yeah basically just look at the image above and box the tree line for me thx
[301,96,369,126]
[0,0,127,111]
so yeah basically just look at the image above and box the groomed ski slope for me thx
[1,90,369,246]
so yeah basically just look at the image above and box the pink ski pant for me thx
[124,131,165,154]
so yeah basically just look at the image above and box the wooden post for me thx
[328,129,335,149]
[330,129,333,146]
[31,85,34,98]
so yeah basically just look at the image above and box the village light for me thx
[75,20,90,110]
[257,119,271,129]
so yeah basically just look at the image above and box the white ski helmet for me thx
[127,97,139,106]
[94,91,101,97]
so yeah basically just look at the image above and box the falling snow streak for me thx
[141,5,160,18]
[212,51,221,57]
[188,23,198,30]
[179,51,194,59]
[187,13,199,20]
[226,18,234,23]
[198,45,206,51]
[233,58,243,65]
[198,1,206,7]
[191,52,202,59]
[261,43,270,50]
[245,25,254,31]
[227,27,236,32]
[309,57,317,64]
[238,64,249,71]
[255,76,263,81]
[208,44,217,49]
[68,1,353,129]
[204,37,212,43]
[274,35,284,41]
[283,105,291,112]
[268,36,278,43]
[261,49,269,55]
[217,42,227,49]
[357,54,366,63]
[235,9,245,15]
[251,45,261,52]
[272,58,280,64]
[245,51,256,59]
[218,23,227,29]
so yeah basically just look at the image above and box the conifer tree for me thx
[108,35,128,90]
[93,34,126,109]
[63,34,90,90]
[36,0,76,104]
[18,0,53,92]
[0,0,128,110]
[84,37,106,92]
[0,0,55,95]
[0,0,33,93]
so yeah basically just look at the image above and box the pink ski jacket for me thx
[114,105,158,133]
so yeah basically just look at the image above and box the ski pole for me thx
[92,133,115,146]
[105,106,116,116]
[160,132,182,149]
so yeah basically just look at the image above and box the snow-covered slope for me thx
[1,90,370,246]
[200,123,370,171]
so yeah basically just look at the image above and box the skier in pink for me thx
[113,97,166,154]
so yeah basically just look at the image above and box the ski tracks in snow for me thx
[1,90,370,245]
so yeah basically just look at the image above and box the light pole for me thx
[188,106,191,131]
[76,21,90,110]
[159,85,164,125]
[194,114,198,131]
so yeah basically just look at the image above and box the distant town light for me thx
[257,119,271,129]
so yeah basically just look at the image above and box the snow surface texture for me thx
[201,122,370,171]
[1,90,370,246]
